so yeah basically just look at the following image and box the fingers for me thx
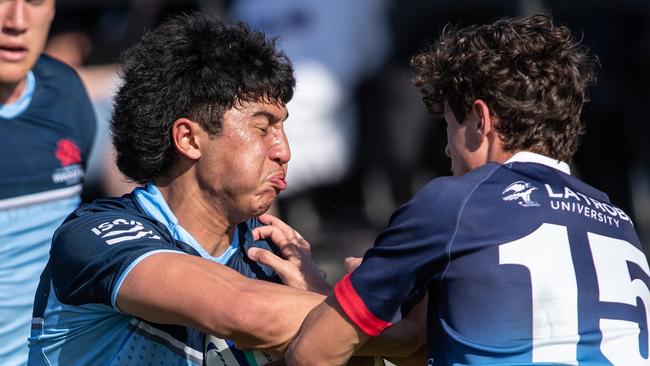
[256,214,305,241]
[252,225,281,242]
[344,257,363,273]
[248,247,320,292]
[247,247,291,275]
[252,224,311,261]
[257,214,299,237]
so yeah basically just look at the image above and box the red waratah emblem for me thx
[55,139,81,166]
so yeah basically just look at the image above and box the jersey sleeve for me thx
[49,211,184,309]
[334,178,461,336]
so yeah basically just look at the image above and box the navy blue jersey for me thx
[28,184,280,366]
[0,55,96,366]
[0,55,95,203]
[335,152,648,365]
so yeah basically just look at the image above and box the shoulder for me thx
[406,163,502,217]
[32,55,90,103]
[53,196,173,255]
[49,196,187,306]
[33,55,83,85]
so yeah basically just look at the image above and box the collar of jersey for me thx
[505,151,571,175]
[133,182,238,265]
[0,71,35,119]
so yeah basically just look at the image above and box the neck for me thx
[155,175,236,257]
[0,78,26,105]
[486,131,514,164]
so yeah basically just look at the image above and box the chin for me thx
[0,67,31,86]
[249,199,274,218]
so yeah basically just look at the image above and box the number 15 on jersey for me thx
[500,223,650,365]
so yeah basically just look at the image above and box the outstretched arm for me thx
[118,252,325,352]
[279,256,426,365]
[356,296,427,360]
[284,296,428,365]
[285,295,368,365]
[118,215,329,352]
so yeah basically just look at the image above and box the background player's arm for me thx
[117,252,325,353]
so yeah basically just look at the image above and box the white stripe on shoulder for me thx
[0,185,82,210]
[134,319,203,361]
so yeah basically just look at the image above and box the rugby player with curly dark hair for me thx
[26,13,327,366]
[28,12,424,366]
[288,14,648,366]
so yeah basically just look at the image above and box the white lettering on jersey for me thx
[545,184,632,228]
[52,164,84,184]
[90,218,161,245]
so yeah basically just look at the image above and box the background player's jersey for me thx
[335,152,648,365]
[0,55,96,366]
[28,184,280,366]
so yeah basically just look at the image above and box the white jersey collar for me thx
[504,151,571,175]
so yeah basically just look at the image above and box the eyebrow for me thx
[252,110,289,123]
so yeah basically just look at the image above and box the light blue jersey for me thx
[0,196,80,366]
[29,183,281,365]
[0,56,95,366]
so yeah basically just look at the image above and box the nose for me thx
[5,0,28,34]
[269,128,291,165]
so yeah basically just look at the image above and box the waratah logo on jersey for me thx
[91,218,161,245]
[52,139,84,185]
[55,139,81,166]
[502,181,540,207]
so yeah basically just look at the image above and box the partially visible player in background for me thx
[28,13,423,366]
[287,14,650,365]
[0,1,96,365]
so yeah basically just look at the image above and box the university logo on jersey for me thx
[90,218,161,245]
[502,181,540,207]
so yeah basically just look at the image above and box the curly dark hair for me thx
[111,13,295,183]
[412,14,598,162]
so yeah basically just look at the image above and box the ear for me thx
[472,99,494,140]
[171,118,202,161]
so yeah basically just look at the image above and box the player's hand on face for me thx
[249,214,332,294]
[344,257,363,273]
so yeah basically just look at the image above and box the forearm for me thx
[117,252,325,353]
[219,282,326,351]
[286,296,369,366]
[354,318,424,358]
[355,296,427,358]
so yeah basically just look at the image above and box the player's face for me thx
[443,103,485,176]
[197,100,290,222]
[0,0,54,86]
